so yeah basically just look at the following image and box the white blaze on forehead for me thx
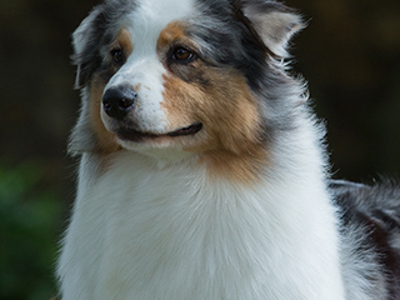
[133,0,195,39]
[104,0,195,134]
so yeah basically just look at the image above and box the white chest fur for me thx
[58,151,345,300]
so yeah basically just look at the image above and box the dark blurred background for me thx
[1,0,399,299]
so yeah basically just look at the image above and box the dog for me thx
[57,0,400,299]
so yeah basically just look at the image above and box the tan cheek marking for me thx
[89,75,121,154]
[199,74,267,185]
[162,68,267,185]
[202,75,267,185]
[161,73,197,130]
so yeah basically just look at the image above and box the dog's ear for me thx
[241,1,304,58]
[72,5,106,89]
[68,6,108,155]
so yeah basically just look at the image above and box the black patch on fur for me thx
[191,0,270,91]
[331,180,400,299]
[172,64,212,86]
[73,6,107,88]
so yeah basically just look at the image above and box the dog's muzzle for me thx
[102,86,138,120]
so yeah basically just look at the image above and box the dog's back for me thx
[57,0,400,299]
[330,180,400,298]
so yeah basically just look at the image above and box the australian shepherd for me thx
[57,0,400,299]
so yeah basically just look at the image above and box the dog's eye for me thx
[111,49,125,66]
[173,47,196,63]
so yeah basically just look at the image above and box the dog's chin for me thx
[112,123,203,162]
[115,122,203,144]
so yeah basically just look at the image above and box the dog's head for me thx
[70,0,304,180]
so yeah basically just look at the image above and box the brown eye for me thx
[173,47,196,63]
[111,49,125,66]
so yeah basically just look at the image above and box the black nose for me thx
[102,86,137,120]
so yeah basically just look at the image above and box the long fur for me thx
[57,0,400,299]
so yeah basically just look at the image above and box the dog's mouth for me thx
[116,123,203,142]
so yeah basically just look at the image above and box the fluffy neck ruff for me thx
[58,115,346,300]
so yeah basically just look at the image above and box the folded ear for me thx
[72,5,106,88]
[241,0,304,58]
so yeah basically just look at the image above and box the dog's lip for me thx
[166,123,203,137]
[116,123,203,142]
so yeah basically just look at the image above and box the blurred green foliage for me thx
[0,161,62,300]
